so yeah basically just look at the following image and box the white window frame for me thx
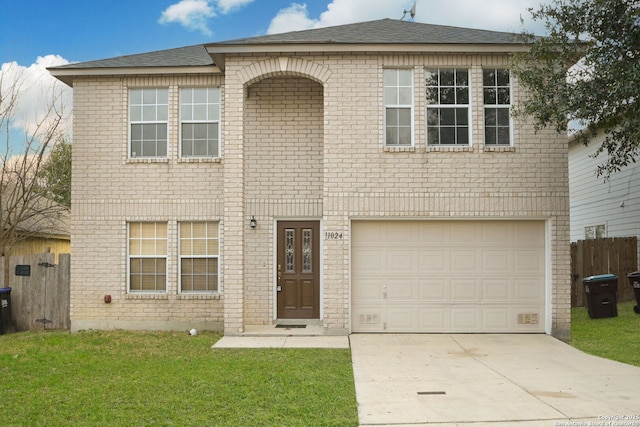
[483,68,513,146]
[425,68,471,146]
[383,68,414,147]
[128,88,169,159]
[178,221,220,294]
[179,87,221,158]
[127,222,168,293]
[585,224,606,240]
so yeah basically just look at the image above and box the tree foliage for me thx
[37,138,71,208]
[512,0,640,178]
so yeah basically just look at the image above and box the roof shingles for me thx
[50,19,525,71]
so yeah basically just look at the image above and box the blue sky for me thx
[0,0,547,145]
[1,0,329,66]
[1,0,547,66]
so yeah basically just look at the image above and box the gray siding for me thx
[569,134,640,266]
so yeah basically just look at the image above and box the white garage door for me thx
[351,220,546,333]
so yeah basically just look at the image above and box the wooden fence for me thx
[1,253,70,331]
[571,237,638,307]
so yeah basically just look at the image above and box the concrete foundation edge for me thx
[71,319,224,333]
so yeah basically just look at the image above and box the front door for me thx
[277,221,320,319]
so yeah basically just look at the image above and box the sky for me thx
[0,0,549,143]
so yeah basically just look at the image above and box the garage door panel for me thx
[418,250,448,272]
[450,250,479,271]
[482,250,511,272]
[514,222,546,245]
[419,308,447,329]
[480,222,512,244]
[386,250,418,273]
[386,279,416,300]
[352,249,385,275]
[386,308,415,331]
[449,222,481,244]
[419,279,447,300]
[483,308,511,330]
[450,308,479,330]
[514,279,545,301]
[513,250,544,272]
[450,279,479,301]
[481,278,511,301]
[386,222,421,244]
[352,279,384,301]
[352,220,546,333]
[418,223,448,244]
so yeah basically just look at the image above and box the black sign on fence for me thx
[15,265,31,276]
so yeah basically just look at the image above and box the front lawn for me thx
[571,299,640,367]
[0,330,358,427]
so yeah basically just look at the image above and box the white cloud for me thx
[267,3,318,34]
[1,55,72,148]
[159,0,216,36]
[267,0,547,35]
[216,0,255,14]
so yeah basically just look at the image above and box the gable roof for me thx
[49,19,529,85]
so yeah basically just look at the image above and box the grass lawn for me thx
[0,330,358,427]
[571,299,640,367]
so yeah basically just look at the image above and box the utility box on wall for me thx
[15,265,31,276]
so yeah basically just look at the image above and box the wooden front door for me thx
[277,221,320,319]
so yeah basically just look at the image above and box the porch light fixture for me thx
[250,216,257,229]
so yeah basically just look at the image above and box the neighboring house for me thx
[49,19,570,339]
[569,132,640,260]
[2,198,71,261]
[9,227,70,262]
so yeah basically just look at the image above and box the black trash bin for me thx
[0,287,13,334]
[627,271,640,314]
[582,274,618,319]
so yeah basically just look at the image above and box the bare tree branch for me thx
[0,62,70,286]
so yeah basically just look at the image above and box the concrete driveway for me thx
[351,334,640,426]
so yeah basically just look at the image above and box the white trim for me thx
[177,221,221,295]
[545,218,552,335]
[126,221,169,294]
[49,66,221,86]
[482,68,514,147]
[178,87,222,159]
[206,43,530,55]
[425,68,472,147]
[128,87,169,159]
[383,68,415,148]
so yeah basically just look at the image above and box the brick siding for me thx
[70,52,570,338]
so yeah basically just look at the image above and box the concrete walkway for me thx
[213,333,640,426]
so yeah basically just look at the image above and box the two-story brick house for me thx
[50,19,570,339]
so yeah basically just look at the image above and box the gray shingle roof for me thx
[50,44,214,70]
[213,18,523,46]
[50,19,526,71]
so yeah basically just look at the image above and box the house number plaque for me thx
[324,231,343,240]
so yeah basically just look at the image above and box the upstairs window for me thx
[483,69,512,146]
[128,222,167,292]
[383,69,413,147]
[426,69,470,146]
[129,88,168,158]
[180,88,221,158]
